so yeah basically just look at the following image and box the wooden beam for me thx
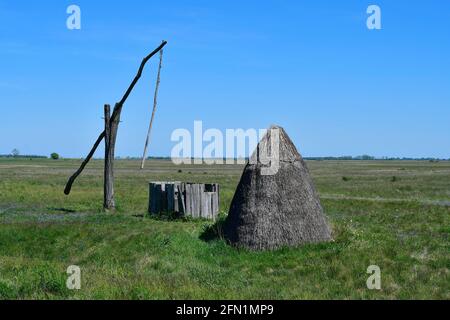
[64,131,106,195]
[111,41,168,123]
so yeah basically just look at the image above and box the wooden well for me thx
[149,182,220,220]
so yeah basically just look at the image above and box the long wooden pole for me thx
[64,41,167,197]
[141,48,164,169]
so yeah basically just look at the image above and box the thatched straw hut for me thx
[224,125,332,250]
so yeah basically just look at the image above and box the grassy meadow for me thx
[0,158,449,299]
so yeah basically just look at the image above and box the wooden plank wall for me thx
[149,182,219,220]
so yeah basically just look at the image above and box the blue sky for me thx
[0,0,449,158]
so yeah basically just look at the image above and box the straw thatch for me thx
[224,125,332,250]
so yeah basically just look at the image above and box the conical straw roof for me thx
[224,125,332,250]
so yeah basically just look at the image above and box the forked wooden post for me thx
[104,104,115,210]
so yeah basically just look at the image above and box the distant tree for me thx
[359,154,375,160]
[11,149,20,157]
[51,153,60,160]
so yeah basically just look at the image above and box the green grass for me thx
[0,158,449,299]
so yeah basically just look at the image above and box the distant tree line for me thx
[304,155,375,160]
[115,156,173,160]
[304,155,450,161]
[0,154,48,159]
[1,153,448,161]
[121,155,450,161]
[0,149,60,159]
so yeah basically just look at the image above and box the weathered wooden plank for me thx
[195,184,202,218]
[200,191,206,218]
[205,193,213,219]
[148,183,153,213]
[175,182,181,213]
[151,183,155,214]
[185,184,192,216]
[210,193,216,220]
[163,183,169,212]
[173,182,179,212]
[192,184,197,218]
[177,185,186,215]
[190,184,196,218]
[190,184,197,218]
[166,183,175,213]
[150,182,162,214]
[195,184,200,217]
[213,184,219,219]
[156,184,163,213]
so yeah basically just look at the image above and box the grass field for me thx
[0,158,449,299]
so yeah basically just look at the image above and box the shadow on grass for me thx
[146,212,185,222]
[199,217,227,243]
[47,207,77,214]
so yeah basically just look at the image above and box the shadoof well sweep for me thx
[63,41,221,219]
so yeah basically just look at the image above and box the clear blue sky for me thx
[1,0,449,158]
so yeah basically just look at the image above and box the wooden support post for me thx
[104,104,115,210]
[64,130,105,195]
